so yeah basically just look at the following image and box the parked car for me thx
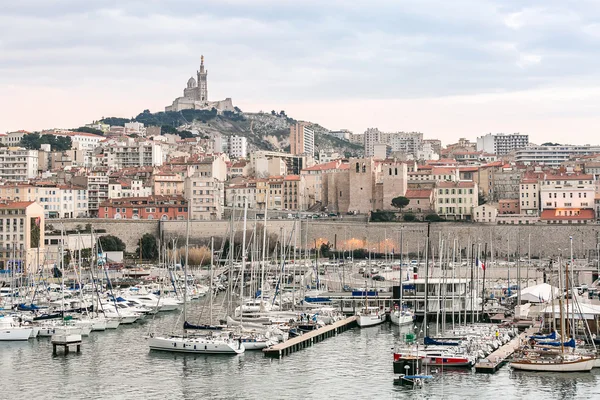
[358,267,366,274]
[372,275,385,281]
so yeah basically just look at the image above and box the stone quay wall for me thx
[58,219,600,259]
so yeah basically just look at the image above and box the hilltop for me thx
[99,109,362,156]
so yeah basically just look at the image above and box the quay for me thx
[263,316,357,358]
[474,325,539,373]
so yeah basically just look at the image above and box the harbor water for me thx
[2,302,599,399]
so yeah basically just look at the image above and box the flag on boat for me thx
[476,257,485,271]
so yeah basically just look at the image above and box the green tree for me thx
[100,117,131,126]
[73,126,104,135]
[319,242,332,258]
[403,213,416,222]
[370,211,396,222]
[99,235,126,252]
[136,233,158,260]
[425,214,445,222]
[391,196,410,211]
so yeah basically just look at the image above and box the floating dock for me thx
[263,316,357,358]
[474,325,538,373]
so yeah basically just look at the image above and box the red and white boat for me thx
[394,349,474,368]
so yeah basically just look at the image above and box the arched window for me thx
[395,168,398,176]
[362,163,366,173]
[356,162,360,173]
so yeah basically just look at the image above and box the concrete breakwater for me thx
[58,219,600,259]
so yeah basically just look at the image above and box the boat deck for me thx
[263,316,357,358]
[474,325,539,373]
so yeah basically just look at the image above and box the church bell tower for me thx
[197,55,208,102]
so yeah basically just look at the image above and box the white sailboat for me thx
[148,208,245,355]
[0,315,33,341]
[357,306,387,327]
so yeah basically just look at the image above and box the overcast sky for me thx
[2,0,600,144]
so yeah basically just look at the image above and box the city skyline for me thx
[4,1,600,144]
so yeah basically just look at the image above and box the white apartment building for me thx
[124,122,146,135]
[476,133,529,155]
[388,132,423,156]
[225,183,257,209]
[104,141,163,168]
[37,185,88,218]
[227,135,248,159]
[328,129,351,141]
[123,180,152,198]
[473,203,498,223]
[184,173,224,220]
[515,145,600,166]
[540,174,595,211]
[0,147,38,181]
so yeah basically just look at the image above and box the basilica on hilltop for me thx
[165,56,235,112]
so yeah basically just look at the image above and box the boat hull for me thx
[510,358,595,372]
[148,336,245,354]
[0,328,33,341]
[357,314,386,328]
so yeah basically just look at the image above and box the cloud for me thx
[2,0,600,144]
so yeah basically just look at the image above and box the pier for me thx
[474,325,538,373]
[51,334,82,356]
[263,316,357,358]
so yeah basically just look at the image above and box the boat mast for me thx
[480,242,488,319]
[210,236,214,325]
[183,198,190,335]
[423,222,431,338]
[260,199,268,306]
[399,227,404,311]
[240,197,248,326]
[557,255,565,354]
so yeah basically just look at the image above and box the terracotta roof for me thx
[458,167,479,172]
[0,201,36,208]
[544,173,593,181]
[483,161,503,167]
[405,189,432,199]
[302,160,342,172]
[432,167,456,175]
[284,175,301,181]
[540,209,595,220]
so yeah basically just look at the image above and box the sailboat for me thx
[510,250,595,372]
[148,206,244,355]
[0,315,33,341]
[391,228,414,327]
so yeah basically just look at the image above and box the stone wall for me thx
[57,219,600,259]
[303,221,600,260]
[58,219,160,251]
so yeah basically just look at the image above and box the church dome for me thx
[187,76,197,88]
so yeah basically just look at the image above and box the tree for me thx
[100,117,131,126]
[425,214,445,222]
[73,126,104,135]
[136,233,158,260]
[541,142,561,146]
[403,213,416,222]
[391,196,410,211]
[99,235,126,252]
[370,211,396,222]
[319,242,332,258]
[478,193,486,206]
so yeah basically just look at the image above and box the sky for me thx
[2,0,600,145]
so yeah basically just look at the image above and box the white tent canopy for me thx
[541,302,600,320]
[511,283,560,303]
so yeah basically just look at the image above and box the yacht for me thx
[149,332,245,354]
[390,308,414,326]
[0,315,33,341]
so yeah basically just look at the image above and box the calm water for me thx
[2,304,599,400]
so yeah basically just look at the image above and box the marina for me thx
[475,325,539,373]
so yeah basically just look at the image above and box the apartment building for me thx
[0,201,44,272]
[519,178,540,215]
[515,145,600,166]
[476,133,529,155]
[152,173,185,196]
[227,135,248,159]
[434,181,478,220]
[0,184,87,218]
[283,175,305,211]
[540,173,595,223]
[98,195,188,220]
[185,172,224,220]
[0,147,38,181]
[103,141,163,168]
[73,173,109,217]
[290,122,315,157]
